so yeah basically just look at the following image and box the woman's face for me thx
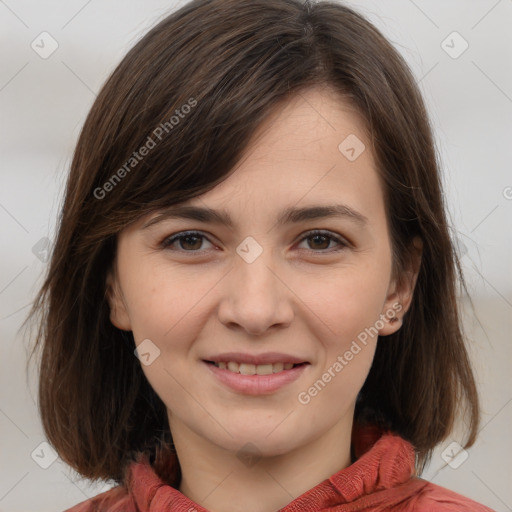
[107,86,413,458]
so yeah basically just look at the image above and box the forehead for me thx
[188,86,379,209]
[133,85,385,233]
[239,85,370,160]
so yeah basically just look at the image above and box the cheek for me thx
[121,266,216,414]
[121,257,217,340]
[311,261,391,340]
[295,269,386,415]
[120,264,225,412]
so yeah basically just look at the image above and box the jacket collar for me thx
[127,424,423,511]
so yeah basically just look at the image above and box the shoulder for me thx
[406,479,496,512]
[62,484,134,512]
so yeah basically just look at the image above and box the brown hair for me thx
[24,0,480,487]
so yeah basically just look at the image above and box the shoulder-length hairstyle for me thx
[25,0,480,487]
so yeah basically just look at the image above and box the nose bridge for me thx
[218,234,292,334]
[234,234,280,300]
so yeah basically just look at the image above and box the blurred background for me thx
[0,0,511,510]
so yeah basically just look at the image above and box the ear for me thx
[106,267,132,331]
[378,236,422,336]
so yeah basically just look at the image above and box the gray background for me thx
[0,0,511,510]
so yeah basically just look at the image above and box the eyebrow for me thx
[142,203,368,230]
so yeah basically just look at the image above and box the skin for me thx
[107,85,421,512]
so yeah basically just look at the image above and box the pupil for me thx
[182,236,201,250]
[311,235,328,249]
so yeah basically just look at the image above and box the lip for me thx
[202,351,309,365]
[204,360,309,395]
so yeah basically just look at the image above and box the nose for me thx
[217,247,294,336]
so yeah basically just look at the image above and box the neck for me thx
[169,414,354,512]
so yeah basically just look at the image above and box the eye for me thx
[296,230,348,253]
[160,229,348,254]
[161,231,214,252]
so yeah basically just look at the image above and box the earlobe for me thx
[378,298,404,336]
[378,236,423,337]
[106,270,132,331]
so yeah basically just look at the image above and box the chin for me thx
[226,436,297,459]
[213,422,305,457]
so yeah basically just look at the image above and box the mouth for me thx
[203,359,310,395]
[203,360,309,375]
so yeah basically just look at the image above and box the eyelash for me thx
[160,229,349,255]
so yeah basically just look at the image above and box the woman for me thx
[26,0,494,510]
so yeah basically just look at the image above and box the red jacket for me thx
[64,426,494,511]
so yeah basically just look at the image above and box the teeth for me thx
[272,362,284,373]
[256,364,273,375]
[213,361,299,374]
[227,361,239,372]
[240,363,256,375]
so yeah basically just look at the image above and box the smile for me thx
[204,360,310,395]
[206,361,306,375]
